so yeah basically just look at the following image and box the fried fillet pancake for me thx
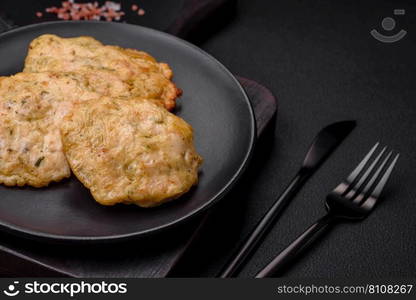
[0,73,77,187]
[61,97,202,207]
[0,101,69,187]
[24,34,181,110]
[0,71,163,187]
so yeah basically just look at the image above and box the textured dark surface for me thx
[1,0,415,278]
[0,0,182,30]
[0,0,234,41]
[170,0,416,277]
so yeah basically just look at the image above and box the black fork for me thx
[255,143,400,278]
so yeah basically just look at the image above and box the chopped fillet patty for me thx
[60,97,202,207]
[0,71,165,187]
[24,34,181,110]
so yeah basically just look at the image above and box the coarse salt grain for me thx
[41,0,142,22]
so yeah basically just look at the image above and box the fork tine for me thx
[352,146,387,192]
[361,151,393,196]
[370,153,400,199]
[346,143,379,184]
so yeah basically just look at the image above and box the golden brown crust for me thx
[60,97,202,207]
[0,73,74,187]
[0,71,169,187]
[24,34,181,110]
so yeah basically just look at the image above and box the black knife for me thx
[218,120,356,277]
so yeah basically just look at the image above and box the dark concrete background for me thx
[171,0,416,277]
[0,0,415,277]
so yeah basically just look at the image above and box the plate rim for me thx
[0,20,257,243]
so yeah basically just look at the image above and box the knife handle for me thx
[218,170,309,278]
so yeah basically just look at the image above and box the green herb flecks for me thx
[35,156,45,167]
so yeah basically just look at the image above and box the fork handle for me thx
[255,214,336,278]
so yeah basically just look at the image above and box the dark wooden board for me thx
[0,0,276,277]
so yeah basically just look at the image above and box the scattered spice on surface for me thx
[36,1,147,22]
[36,0,146,22]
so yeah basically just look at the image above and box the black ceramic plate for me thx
[0,21,255,243]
